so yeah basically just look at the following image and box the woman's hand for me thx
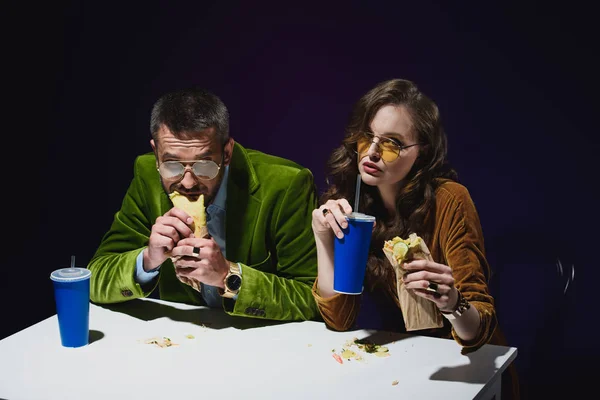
[311,198,353,241]
[402,259,459,312]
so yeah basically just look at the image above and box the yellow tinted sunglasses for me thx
[355,132,420,162]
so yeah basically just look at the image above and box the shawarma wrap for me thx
[383,233,444,331]
[168,191,208,292]
[169,191,208,238]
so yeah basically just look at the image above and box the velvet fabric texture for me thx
[312,180,519,399]
[88,142,320,321]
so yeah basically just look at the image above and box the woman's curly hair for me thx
[321,78,458,291]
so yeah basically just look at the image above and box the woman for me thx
[311,78,518,399]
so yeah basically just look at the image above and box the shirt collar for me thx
[208,164,229,212]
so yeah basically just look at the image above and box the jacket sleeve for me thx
[87,157,159,304]
[311,278,361,330]
[225,168,320,321]
[439,187,497,352]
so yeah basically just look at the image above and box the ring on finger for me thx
[322,208,331,217]
[192,246,200,257]
[426,281,439,293]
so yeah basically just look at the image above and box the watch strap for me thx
[441,290,470,320]
[218,262,242,298]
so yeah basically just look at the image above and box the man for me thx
[88,87,319,321]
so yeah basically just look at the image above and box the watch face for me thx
[226,274,242,291]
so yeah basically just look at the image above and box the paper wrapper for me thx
[383,236,443,331]
[174,272,202,293]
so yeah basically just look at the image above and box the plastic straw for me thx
[354,174,361,212]
[71,255,76,269]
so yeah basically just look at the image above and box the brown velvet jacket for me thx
[312,180,519,399]
[312,180,496,350]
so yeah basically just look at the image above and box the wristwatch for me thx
[218,262,242,299]
[441,290,471,320]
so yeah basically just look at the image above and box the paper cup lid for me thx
[345,212,376,221]
[50,267,91,282]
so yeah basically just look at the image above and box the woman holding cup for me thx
[311,78,518,399]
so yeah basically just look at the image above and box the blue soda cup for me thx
[50,267,92,347]
[333,212,376,294]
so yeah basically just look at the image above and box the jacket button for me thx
[121,289,133,297]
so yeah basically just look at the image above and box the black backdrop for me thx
[4,1,598,397]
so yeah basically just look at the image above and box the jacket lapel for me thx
[225,143,261,264]
[156,143,262,265]
[159,190,172,217]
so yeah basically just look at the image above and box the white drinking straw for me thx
[71,255,76,269]
[354,174,361,213]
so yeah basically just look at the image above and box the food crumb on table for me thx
[142,337,179,348]
[330,337,391,364]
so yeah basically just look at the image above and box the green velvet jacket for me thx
[88,142,320,321]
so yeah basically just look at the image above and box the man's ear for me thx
[223,138,235,166]
[150,139,159,167]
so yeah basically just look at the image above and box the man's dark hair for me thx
[150,87,230,144]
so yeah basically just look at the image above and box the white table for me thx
[0,298,516,400]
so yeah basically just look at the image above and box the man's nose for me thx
[180,169,198,189]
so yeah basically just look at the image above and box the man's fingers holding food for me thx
[151,229,182,251]
[177,237,214,249]
[170,244,202,259]
[169,192,207,238]
[154,215,194,239]
[148,231,176,251]
[172,238,223,266]
[165,207,194,224]
[172,256,206,270]
[174,265,194,275]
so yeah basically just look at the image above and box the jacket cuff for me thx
[311,278,359,331]
[451,301,497,353]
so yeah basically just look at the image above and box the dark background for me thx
[4,1,597,397]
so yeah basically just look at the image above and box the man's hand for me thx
[143,207,194,271]
[170,237,230,288]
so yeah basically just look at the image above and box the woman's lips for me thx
[363,162,381,174]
